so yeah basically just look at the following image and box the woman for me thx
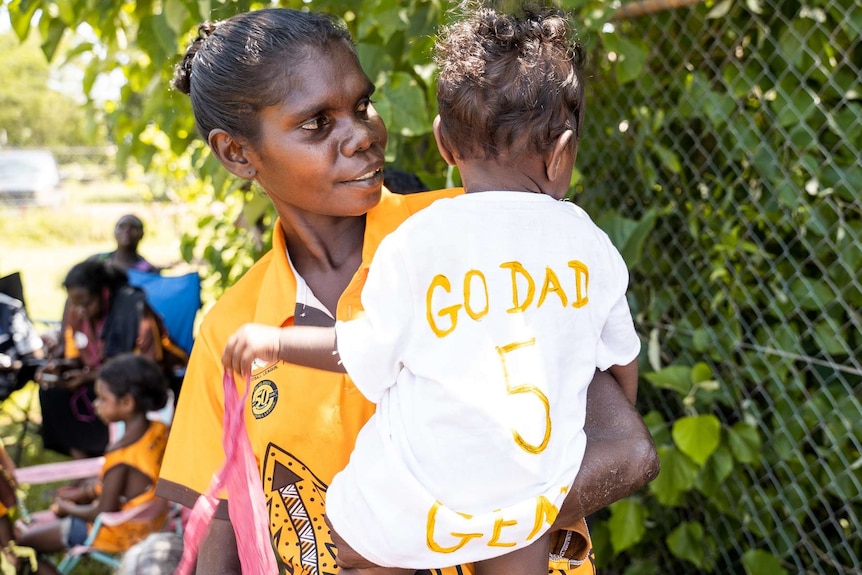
[39,260,179,458]
[157,8,658,574]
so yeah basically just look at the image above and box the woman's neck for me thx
[280,214,367,313]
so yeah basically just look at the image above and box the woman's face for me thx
[244,42,388,219]
[67,286,103,320]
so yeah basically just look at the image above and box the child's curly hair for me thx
[435,2,586,161]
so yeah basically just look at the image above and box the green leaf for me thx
[789,277,835,311]
[642,410,670,446]
[602,33,648,85]
[673,415,721,466]
[607,499,648,553]
[650,143,681,174]
[643,365,692,396]
[666,521,708,568]
[595,209,657,269]
[697,444,735,496]
[8,0,40,40]
[726,422,761,464]
[379,71,428,137]
[812,317,851,356]
[742,549,789,575]
[39,17,68,62]
[649,446,699,506]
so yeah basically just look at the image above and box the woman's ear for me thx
[432,116,457,166]
[209,129,258,179]
[546,129,577,183]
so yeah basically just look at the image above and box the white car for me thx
[0,149,65,206]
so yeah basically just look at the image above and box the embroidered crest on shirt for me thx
[250,379,278,419]
[262,444,336,574]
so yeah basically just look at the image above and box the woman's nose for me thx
[342,118,380,156]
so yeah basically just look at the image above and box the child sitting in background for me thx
[17,354,170,556]
[222,3,641,574]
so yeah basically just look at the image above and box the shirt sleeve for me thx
[595,238,640,371]
[157,318,229,504]
[335,236,413,403]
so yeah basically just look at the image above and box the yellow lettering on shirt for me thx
[464,269,489,321]
[426,501,484,553]
[427,274,461,338]
[568,260,589,308]
[500,261,535,313]
[538,267,567,308]
[425,493,566,554]
[424,260,591,338]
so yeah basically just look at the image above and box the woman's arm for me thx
[196,517,241,575]
[551,369,659,529]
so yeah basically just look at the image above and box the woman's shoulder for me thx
[396,187,463,215]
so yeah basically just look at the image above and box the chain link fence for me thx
[576,0,860,573]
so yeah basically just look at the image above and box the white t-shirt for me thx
[330,192,640,568]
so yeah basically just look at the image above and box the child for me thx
[16,353,170,556]
[222,4,641,573]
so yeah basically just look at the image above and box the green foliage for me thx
[0,32,93,147]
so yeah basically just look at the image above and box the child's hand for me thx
[52,499,71,518]
[222,323,282,378]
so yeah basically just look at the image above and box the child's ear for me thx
[209,129,258,179]
[546,129,577,183]
[119,393,136,412]
[432,116,457,166]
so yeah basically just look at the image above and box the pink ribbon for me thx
[176,372,278,574]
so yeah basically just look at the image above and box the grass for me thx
[0,185,188,322]
[0,177,188,574]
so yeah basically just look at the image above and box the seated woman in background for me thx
[88,214,159,274]
[18,354,171,556]
[38,260,185,459]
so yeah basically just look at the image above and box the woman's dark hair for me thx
[172,8,355,144]
[435,2,586,160]
[64,259,129,297]
[99,353,168,413]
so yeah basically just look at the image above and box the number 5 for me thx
[496,339,551,454]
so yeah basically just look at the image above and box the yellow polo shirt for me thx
[157,187,594,574]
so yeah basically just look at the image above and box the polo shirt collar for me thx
[254,189,412,326]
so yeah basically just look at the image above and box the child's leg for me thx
[14,519,68,554]
[474,532,551,575]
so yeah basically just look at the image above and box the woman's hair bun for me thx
[172,21,218,95]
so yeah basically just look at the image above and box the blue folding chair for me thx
[126,269,201,357]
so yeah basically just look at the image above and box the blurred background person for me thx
[88,214,159,273]
[38,260,184,459]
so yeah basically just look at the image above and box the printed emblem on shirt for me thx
[250,379,278,419]
[262,444,336,574]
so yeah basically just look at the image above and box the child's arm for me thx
[54,466,127,522]
[222,323,346,378]
[608,357,638,406]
